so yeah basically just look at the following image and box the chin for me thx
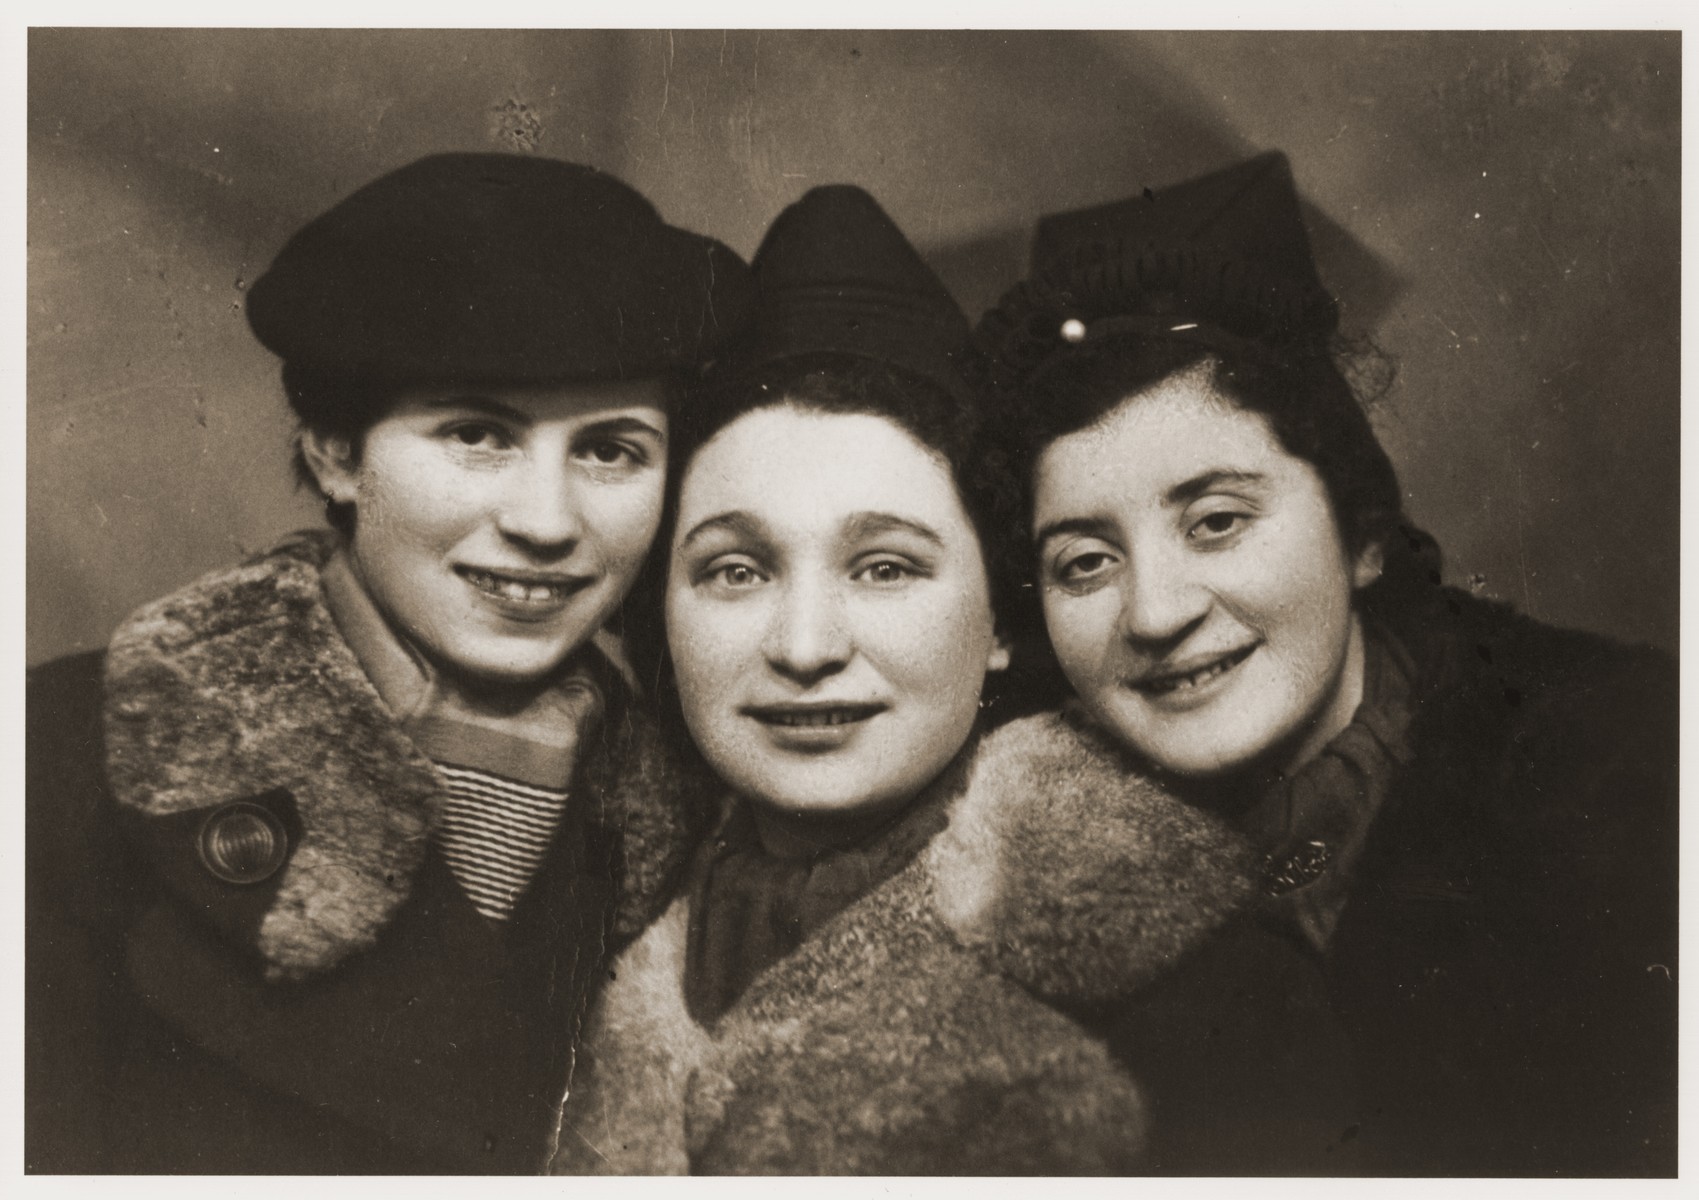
[436,638,580,686]
[734,764,908,819]
[1092,705,1272,780]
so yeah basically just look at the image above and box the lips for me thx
[743,703,886,727]
[740,701,888,752]
[457,566,591,607]
[1131,644,1257,696]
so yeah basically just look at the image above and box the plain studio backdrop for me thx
[26,29,1678,665]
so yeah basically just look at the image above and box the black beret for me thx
[246,153,754,382]
[723,184,976,405]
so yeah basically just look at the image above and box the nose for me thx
[495,456,582,553]
[1117,557,1209,648]
[762,575,851,686]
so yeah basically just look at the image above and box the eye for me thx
[444,422,511,450]
[579,439,645,468]
[700,559,768,591]
[854,559,916,587]
[1188,510,1249,542]
[1055,549,1118,584]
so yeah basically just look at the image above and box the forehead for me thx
[1036,368,1289,499]
[678,407,965,532]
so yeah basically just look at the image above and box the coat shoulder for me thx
[932,711,1257,1005]
[27,650,119,891]
[1418,594,1676,870]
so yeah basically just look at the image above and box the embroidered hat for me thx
[246,153,754,385]
[978,152,1340,377]
[719,184,975,404]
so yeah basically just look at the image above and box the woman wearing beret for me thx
[976,153,1677,1175]
[25,153,752,1173]
[547,185,1322,1176]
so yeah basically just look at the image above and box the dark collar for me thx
[1240,626,1420,950]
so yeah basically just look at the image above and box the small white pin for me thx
[1059,318,1087,343]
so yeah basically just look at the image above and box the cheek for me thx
[1041,590,1118,681]
[665,592,754,705]
[583,479,665,565]
[354,462,482,554]
[879,585,996,703]
[1242,541,1358,678]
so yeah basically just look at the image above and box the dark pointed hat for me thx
[724,184,975,403]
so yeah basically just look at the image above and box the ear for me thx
[1351,538,1386,590]
[986,631,1013,674]
[298,429,360,505]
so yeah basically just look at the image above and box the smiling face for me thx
[303,378,670,684]
[666,406,1008,822]
[1032,362,1382,779]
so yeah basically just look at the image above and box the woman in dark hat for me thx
[548,185,1298,1176]
[976,153,1677,1175]
[25,152,752,1173]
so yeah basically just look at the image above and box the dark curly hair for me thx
[973,241,1445,693]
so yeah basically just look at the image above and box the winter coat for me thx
[549,711,1273,1175]
[1332,593,1677,1175]
[1100,591,1679,1176]
[25,533,703,1174]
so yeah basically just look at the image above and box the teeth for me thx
[770,709,868,727]
[464,569,568,603]
[1145,650,1248,694]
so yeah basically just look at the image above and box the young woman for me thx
[550,186,1265,1175]
[977,153,1678,1176]
[25,153,753,1173]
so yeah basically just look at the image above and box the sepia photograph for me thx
[23,22,1680,1177]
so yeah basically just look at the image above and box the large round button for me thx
[197,802,289,885]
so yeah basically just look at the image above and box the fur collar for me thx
[553,709,1256,1174]
[937,709,1257,1004]
[102,531,693,980]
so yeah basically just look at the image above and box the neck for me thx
[1285,614,1368,776]
[747,793,916,860]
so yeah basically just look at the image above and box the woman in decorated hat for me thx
[976,153,1676,1175]
[25,152,752,1173]
[546,185,1324,1176]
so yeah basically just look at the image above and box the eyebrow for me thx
[1164,469,1268,507]
[842,511,945,549]
[1034,514,1116,547]
[677,510,771,554]
[578,415,667,444]
[677,509,945,554]
[428,395,532,424]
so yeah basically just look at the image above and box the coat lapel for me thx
[104,531,440,980]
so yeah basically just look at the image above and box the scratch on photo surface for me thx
[658,31,674,129]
